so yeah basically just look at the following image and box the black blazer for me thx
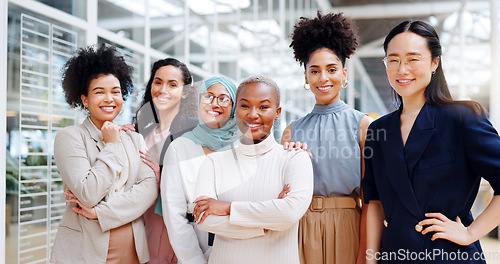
[362,102,500,263]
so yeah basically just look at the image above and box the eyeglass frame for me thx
[382,55,433,70]
[199,92,232,107]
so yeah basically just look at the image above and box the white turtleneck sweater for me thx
[194,134,313,264]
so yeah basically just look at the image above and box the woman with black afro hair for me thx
[51,44,158,264]
[282,12,373,264]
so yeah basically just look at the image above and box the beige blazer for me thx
[50,118,158,264]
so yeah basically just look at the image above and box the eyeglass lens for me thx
[201,93,231,106]
[383,55,427,70]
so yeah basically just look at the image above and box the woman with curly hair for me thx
[282,12,373,264]
[134,58,198,264]
[51,44,157,264]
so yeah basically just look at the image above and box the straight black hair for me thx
[383,21,486,114]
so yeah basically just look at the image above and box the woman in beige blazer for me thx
[50,44,158,264]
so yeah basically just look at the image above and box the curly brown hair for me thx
[61,44,134,109]
[290,12,360,68]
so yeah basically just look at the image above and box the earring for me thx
[342,81,348,89]
[273,119,279,127]
[432,70,436,75]
[304,83,310,90]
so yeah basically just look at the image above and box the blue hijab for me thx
[181,76,239,151]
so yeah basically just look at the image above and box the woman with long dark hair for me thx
[135,58,198,264]
[362,21,500,263]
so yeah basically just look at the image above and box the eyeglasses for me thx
[382,55,431,70]
[200,93,232,107]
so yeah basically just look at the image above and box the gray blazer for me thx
[50,118,158,264]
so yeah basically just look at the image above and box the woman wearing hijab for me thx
[161,77,241,264]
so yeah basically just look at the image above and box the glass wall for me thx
[6,4,87,263]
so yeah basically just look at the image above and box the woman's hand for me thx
[64,189,98,219]
[101,121,121,144]
[140,149,160,184]
[278,184,291,199]
[283,141,312,158]
[120,123,136,132]
[260,184,292,232]
[193,196,231,224]
[420,212,474,246]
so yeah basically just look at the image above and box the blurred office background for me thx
[1,0,499,263]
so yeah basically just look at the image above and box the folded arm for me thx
[54,128,126,208]
[162,143,208,264]
[195,151,313,233]
[94,135,158,232]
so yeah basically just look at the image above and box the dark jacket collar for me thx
[379,103,436,220]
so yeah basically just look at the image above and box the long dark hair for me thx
[136,58,197,132]
[383,21,486,114]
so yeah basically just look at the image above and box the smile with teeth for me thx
[246,123,262,128]
[206,110,222,117]
[397,79,414,84]
[317,86,332,92]
[156,96,171,103]
[100,106,115,112]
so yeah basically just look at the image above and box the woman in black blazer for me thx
[362,21,500,263]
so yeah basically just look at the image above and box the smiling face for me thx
[305,48,347,105]
[199,83,233,129]
[235,82,281,144]
[151,65,186,113]
[81,74,123,129]
[385,31,439,103]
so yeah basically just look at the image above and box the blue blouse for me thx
[291,100,365,197]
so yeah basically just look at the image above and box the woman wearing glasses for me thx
[161,77,241,263]
[362,21,500,263]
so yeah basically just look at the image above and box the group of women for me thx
[50,10,499,264]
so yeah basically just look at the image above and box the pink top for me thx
[143,126,177,264]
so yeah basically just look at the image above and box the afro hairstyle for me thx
[61,44,134,109]
[290,12,360,67]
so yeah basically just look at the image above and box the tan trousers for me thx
[107,223,140,264]
[298,196,361,264]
